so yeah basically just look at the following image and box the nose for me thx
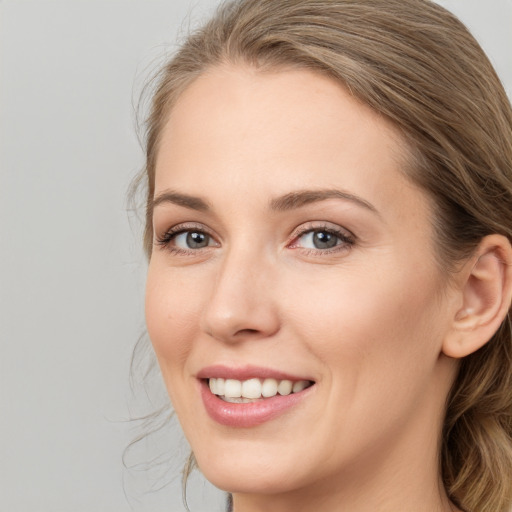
[200,248,280,343]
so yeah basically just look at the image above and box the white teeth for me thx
[224,379,242,398]
[277,380,293,396]
[223,396,256,404]
[216,378,225,396]
[208,377,312,400]
[241,378,262,399]
[292,380,308,393]
[261,378,278,397]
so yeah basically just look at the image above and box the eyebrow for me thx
[269,189,379,215]
[151,188,379,216]
[151,191,211,212]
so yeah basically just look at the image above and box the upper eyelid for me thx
[290,221,355,239]
[157,222,215,237]
[155,220,355,245]
[154,222,218,248]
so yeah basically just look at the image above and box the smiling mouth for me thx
[207,377,315,403]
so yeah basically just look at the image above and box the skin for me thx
[145,65,464,512]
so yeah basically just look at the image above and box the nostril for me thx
[230,328,266,340]
[201,298,281,342]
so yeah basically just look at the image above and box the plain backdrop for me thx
[0,1,511,511]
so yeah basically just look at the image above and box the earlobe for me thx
[442,234,512,359]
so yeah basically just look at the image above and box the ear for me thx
[442,234,512,359]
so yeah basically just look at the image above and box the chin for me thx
[193,444,311,496]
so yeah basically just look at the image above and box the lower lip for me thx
[200,380,314,428]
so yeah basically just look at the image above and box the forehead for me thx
[155,64,425,220]
[158,64,400,162]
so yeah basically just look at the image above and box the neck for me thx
[232,457,457,512]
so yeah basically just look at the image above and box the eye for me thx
[298,230,341,249]
[173,230,213,249]
[155,224,219,253]
[289,224,355,253]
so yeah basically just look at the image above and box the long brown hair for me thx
[137,1,512,510]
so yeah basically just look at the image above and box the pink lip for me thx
[197,364,312,382]
[197,365,315,428]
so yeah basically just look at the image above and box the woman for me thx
[137,0,512,510]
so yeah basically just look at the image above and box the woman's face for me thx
[146,66,459,500]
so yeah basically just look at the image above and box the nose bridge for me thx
[201,241,279,342]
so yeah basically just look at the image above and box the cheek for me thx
[285,261,443,379]
[145,263,204,376]
[282,263,446,452]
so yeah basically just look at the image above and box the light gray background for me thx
[1,1,511,511]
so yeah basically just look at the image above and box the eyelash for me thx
[289,223,355,256]
[155,223,215,255]
[155,222,355,256]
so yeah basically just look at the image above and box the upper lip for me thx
[196,364,314,382]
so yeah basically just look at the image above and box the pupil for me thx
[313,231,337,249]
[187,232,208,248]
